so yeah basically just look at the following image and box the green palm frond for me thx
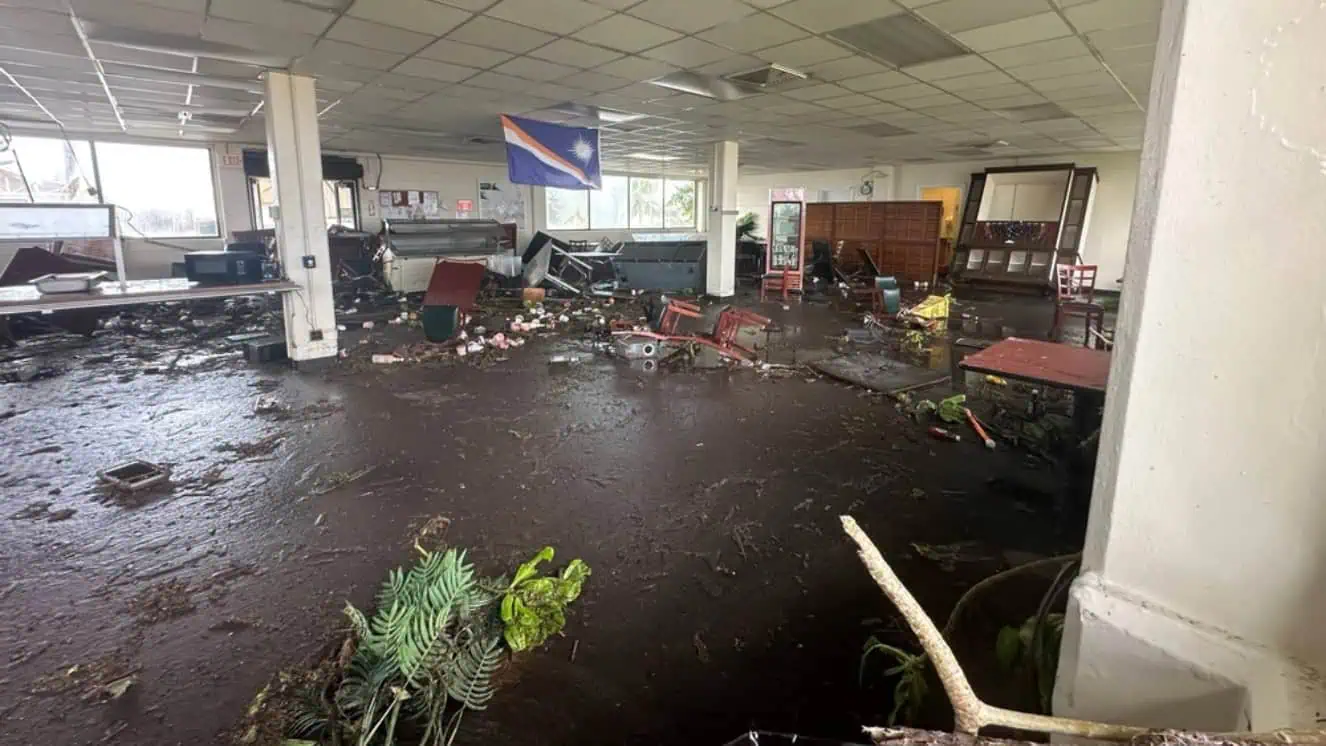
[377,567,407,610]
[445,634,504,711]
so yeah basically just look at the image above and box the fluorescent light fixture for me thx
[627,152,677,162]
[597,109,646,124]
[648,72,759,101]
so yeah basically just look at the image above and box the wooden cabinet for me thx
[803,201,944,285]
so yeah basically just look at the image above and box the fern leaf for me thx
[445,634,504,711]
[344,602,371,643]
[377,567,407,610]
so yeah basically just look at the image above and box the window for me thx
[0,136,97,204]
[250,177,360,231]
[96,142,218,237]
[664,179,696,229]
[628,177,663,229]
[589,175,628,230]
[545,187,589,230]
[545,175,700,231]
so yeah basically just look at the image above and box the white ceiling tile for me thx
[393,56,481,82]
[843,100,903,115]
[493,55,580,81]
[346,0,471,35]
[1065,0,1161,32]
[876,82,942,101]
[556,69,629,91]
[71,0,202,34]
[628,0,754,33]
[962,82,1036,101]
[764,99,825,115]
[326,17,435,53]
[572,14,682,52]
[209,0,336,34]
[1088,23,1160,52]
[1005,56,1103,82]
[640,37,732,67]
[466,70,543,93]
[768,0,904,32]
[292,57,384,83]
[487,0,613,34]
[0,7,80,34]
[839,71,911,92]
[303,39,407,70]
[915,0,1048,33]
[1029,70,1119,92]
[780,83,849,101]
[977,93,1050,109]
[755,37,853,67]
[593,55,679,81]
[803,55,892,81]
[982,36,1090,68]
[447,16,556,53]
[438,0,501,8]
[202,18,317,60]
[417,39,515,67]
[528,39,622,68]
[936,70,1015,92]
[693,55,766,76]
[373,71,455,92]
[954,13,1072,53]
[696,13,808,52]
[903,54,994,81]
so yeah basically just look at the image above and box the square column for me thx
[1056,0,1326,731]
[706,140,738,298]
[263,71,337,361]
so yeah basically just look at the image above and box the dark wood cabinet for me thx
[803,201,943,285]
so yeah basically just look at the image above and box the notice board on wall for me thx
[379,190,442,220]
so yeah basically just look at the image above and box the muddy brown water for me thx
[0,298,1079,746]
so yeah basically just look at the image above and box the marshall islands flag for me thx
[501,114,602,190]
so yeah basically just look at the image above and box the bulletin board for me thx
[379,190,442,220]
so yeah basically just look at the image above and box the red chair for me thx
[657,298,703,335]
[761,270,793,302]
[1052,264,1105,346]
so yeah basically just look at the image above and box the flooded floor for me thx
[0,294,1086,745]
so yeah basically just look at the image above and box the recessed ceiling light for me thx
[627,153,678,161]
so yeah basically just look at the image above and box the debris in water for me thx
[98,460,171,492]
[910,541,985,572]
[693,632,711,664]
[570,639,579,663]
[217,434,284,459]
[311,466,375,495]
[314,513,325,527]
[371,354,403,364]
[910,488,926,499]
[30,652,139,698]
[411,515,452,551]
[129,579,196,625]
[730,521,759,560]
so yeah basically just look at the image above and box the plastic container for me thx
[874,276,899,290]
[881,288,902,314]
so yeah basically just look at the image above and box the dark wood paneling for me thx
[808,200,943,283]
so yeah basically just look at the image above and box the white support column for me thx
[1056,0,1326,732]
[706,140,738,298]
[263,71,337,362]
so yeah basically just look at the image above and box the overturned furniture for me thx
[613,299,770,365]
[950,164,1098,292]
[380,218,516,293]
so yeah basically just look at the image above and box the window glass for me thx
[0,136,97,204]
[545,188,588,230]
[96,142,218,237]
[664,179,696,229]
[628,177,663,229]
[589,175,628,230]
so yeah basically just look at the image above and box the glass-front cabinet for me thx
[768,200,805,282]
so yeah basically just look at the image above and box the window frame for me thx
[545,174,699,232]
[93,140,222,239]
[248,176,362,232]
[0,135,101,206]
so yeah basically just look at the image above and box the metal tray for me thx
[30,272,108,294]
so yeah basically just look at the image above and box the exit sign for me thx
[456,199,474,211]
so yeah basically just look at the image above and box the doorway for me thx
[921,186,962,273]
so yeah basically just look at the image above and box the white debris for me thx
[371,354,403,364]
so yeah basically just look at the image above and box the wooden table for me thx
[0,278,299,316]
[959,336,1111,523]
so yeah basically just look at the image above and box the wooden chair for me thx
[657,298,703,335]
[761,270,794,302]
[1052,264,1105,346]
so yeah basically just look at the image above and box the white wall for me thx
[735,166,895,234]
[1057,0,1326,731]
[894,152,1139,290]
[355,156,532,246]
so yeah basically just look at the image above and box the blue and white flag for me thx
[501,114,601,190]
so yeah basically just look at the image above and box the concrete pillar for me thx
[263,71,338,361]
[1056,0,1326,732]
[706,140,738,298]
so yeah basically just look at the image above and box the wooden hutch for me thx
[949,164,1098,292]
[803,200,945,285]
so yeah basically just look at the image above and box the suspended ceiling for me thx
[0,0,1159,174]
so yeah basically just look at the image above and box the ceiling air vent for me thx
[999,103,1073,122]
[465,136,501,146]
[724,63,808,89]
[846,122,912,138]
[827,14,968,68]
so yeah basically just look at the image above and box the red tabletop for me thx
[959,337,1110,393]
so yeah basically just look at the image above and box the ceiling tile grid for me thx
[0,0,1158,167]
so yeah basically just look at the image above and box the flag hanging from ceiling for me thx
[500,114,601,190]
